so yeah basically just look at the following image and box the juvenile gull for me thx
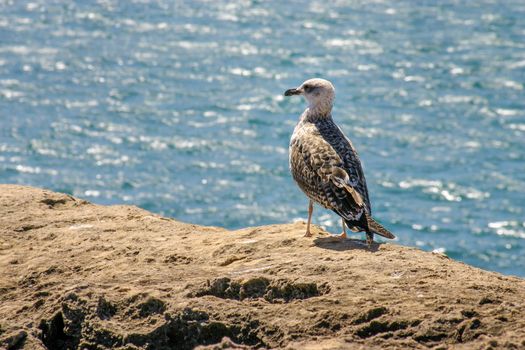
[285,78,395,246]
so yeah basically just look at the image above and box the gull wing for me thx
[315,118,372,214]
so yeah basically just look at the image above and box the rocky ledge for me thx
[0,185,524,350]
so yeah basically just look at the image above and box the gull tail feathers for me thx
[367,216,396,239]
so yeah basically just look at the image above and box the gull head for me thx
[284,78,335,115]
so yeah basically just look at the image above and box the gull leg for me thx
[304,200,313,237]
[366,231,374,248]
[338,218,347,239]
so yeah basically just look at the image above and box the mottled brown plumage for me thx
[285,78,395,245]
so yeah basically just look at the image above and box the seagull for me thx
[284,78,395,246]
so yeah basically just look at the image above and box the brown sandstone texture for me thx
[0,185,524,350]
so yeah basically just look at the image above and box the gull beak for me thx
[284,87,302,96]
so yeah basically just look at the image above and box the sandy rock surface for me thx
[0,185,524,350]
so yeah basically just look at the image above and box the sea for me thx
[1,1,524,277]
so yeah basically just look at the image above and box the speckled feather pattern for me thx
[289,111,370,225]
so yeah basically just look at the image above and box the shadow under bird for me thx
[284,78,395,246]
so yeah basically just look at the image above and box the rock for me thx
[195,337,251,349]
[0,185,524,349]
[0,330,27,350]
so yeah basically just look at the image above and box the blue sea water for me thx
[1,1,524,277]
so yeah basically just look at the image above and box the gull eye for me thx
[303,84,312,92]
